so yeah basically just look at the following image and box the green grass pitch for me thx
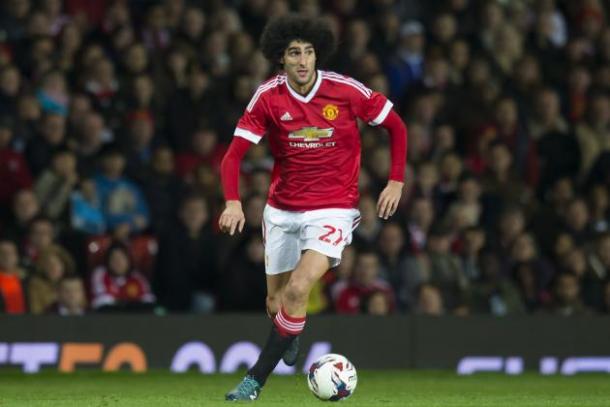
[0,371,608,406]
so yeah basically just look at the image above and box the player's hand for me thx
[219,200,245,235]
[376,180,404,220]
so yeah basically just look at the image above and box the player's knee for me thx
[284,279,310,305]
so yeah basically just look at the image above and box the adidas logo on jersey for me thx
[280,112,293,121]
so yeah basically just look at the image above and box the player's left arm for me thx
[376,109,407,219]
[348,76,408,219]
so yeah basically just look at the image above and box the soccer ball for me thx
[307,353,357,401]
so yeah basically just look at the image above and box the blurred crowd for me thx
[1,0,610,317]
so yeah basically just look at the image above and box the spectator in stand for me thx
[486,96,538,186]
[507,232,555,287]
[166,64,216,151]
[190,164,218,203]
[404,196,435,255]
[22,216,57,266]
[90,242,155,311]
[576,93,610,179]
[329,19,370,78]
[364,290,393,316]
[122,109,156,181]
[127,74,160,116]
[511,261,547,312]
[528,87,569,142]
[543,272,592,316]
[155,193,218,312]
[531,176,576,252]
[174,6,206,50]
[326,245,356,307]
[564,65,591,124]
[13,94,41,152]
[70,178,106,235]
[74,111,107,176]
[436,151,463,214]
[94,145,149,238]
[403,223,469,314]
[25,112,66,176]
[140,146,182,234]
[36,69,70,117]
[83,56,120,120]
[445,173,483,232]
[460,225,487,281]
[468,252,525,315]
[585,232,610,310]
[481,141,534,218]
[335,250,395,315]
[588,184,610,233]
[34,147,79,220]
[352,194,381,250]
[560,246,599,307]
[562,198,593,242]
[537,129,581,195]
[376,222,409,309]
[492,206,527,266]
[3,189,40,245]
[385,20,425,105]
[414,283,445,316]
[220,234,267,312]
[48,275,87,315]
[410,161,440,204]
[0,239,26,279]
[429,124,457,164]
[175,128,227,179]
[27,244,76,314]
[0,116,33,215]
[0,239,27,314]
[56,22,82,74]
[0,65,21,117]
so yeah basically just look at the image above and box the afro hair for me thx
[260,15,336,68]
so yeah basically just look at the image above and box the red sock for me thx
[273,307,306,337]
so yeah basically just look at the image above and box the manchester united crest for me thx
[322,104,339,120]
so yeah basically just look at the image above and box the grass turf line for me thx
[0,371,608,406]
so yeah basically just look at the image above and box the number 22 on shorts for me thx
[318,225,344,246]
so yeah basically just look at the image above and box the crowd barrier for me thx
[1,315,608,375]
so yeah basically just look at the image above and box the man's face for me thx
[58,279,85,310]
[13,190,39,223]
[102,154,126,178]
[30,221,54,250]
[180,199,208,231]
[556,275,579,305]
[281,40,316,87]
[354,254,379,286]
[42,114,66,144]
[0,241,18,271]
[0,67,20,96]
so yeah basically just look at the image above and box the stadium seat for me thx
[129,235,158,279]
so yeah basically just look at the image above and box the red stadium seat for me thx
[129,235,158,279]
[85,235,113,271]
[85,235,157,278]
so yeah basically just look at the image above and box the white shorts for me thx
[262,204,361,275]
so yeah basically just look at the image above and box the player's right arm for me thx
[219,81,271,235]
[219,136,251,235]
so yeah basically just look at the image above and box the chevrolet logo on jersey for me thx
[288,127,334,142]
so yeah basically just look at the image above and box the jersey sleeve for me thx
[349,79,394,126]
[233,87,270,144]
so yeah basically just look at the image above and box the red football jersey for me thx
[90,267,155,308]
[234,70,393,211]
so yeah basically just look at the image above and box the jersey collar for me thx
[285,70,322,103]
